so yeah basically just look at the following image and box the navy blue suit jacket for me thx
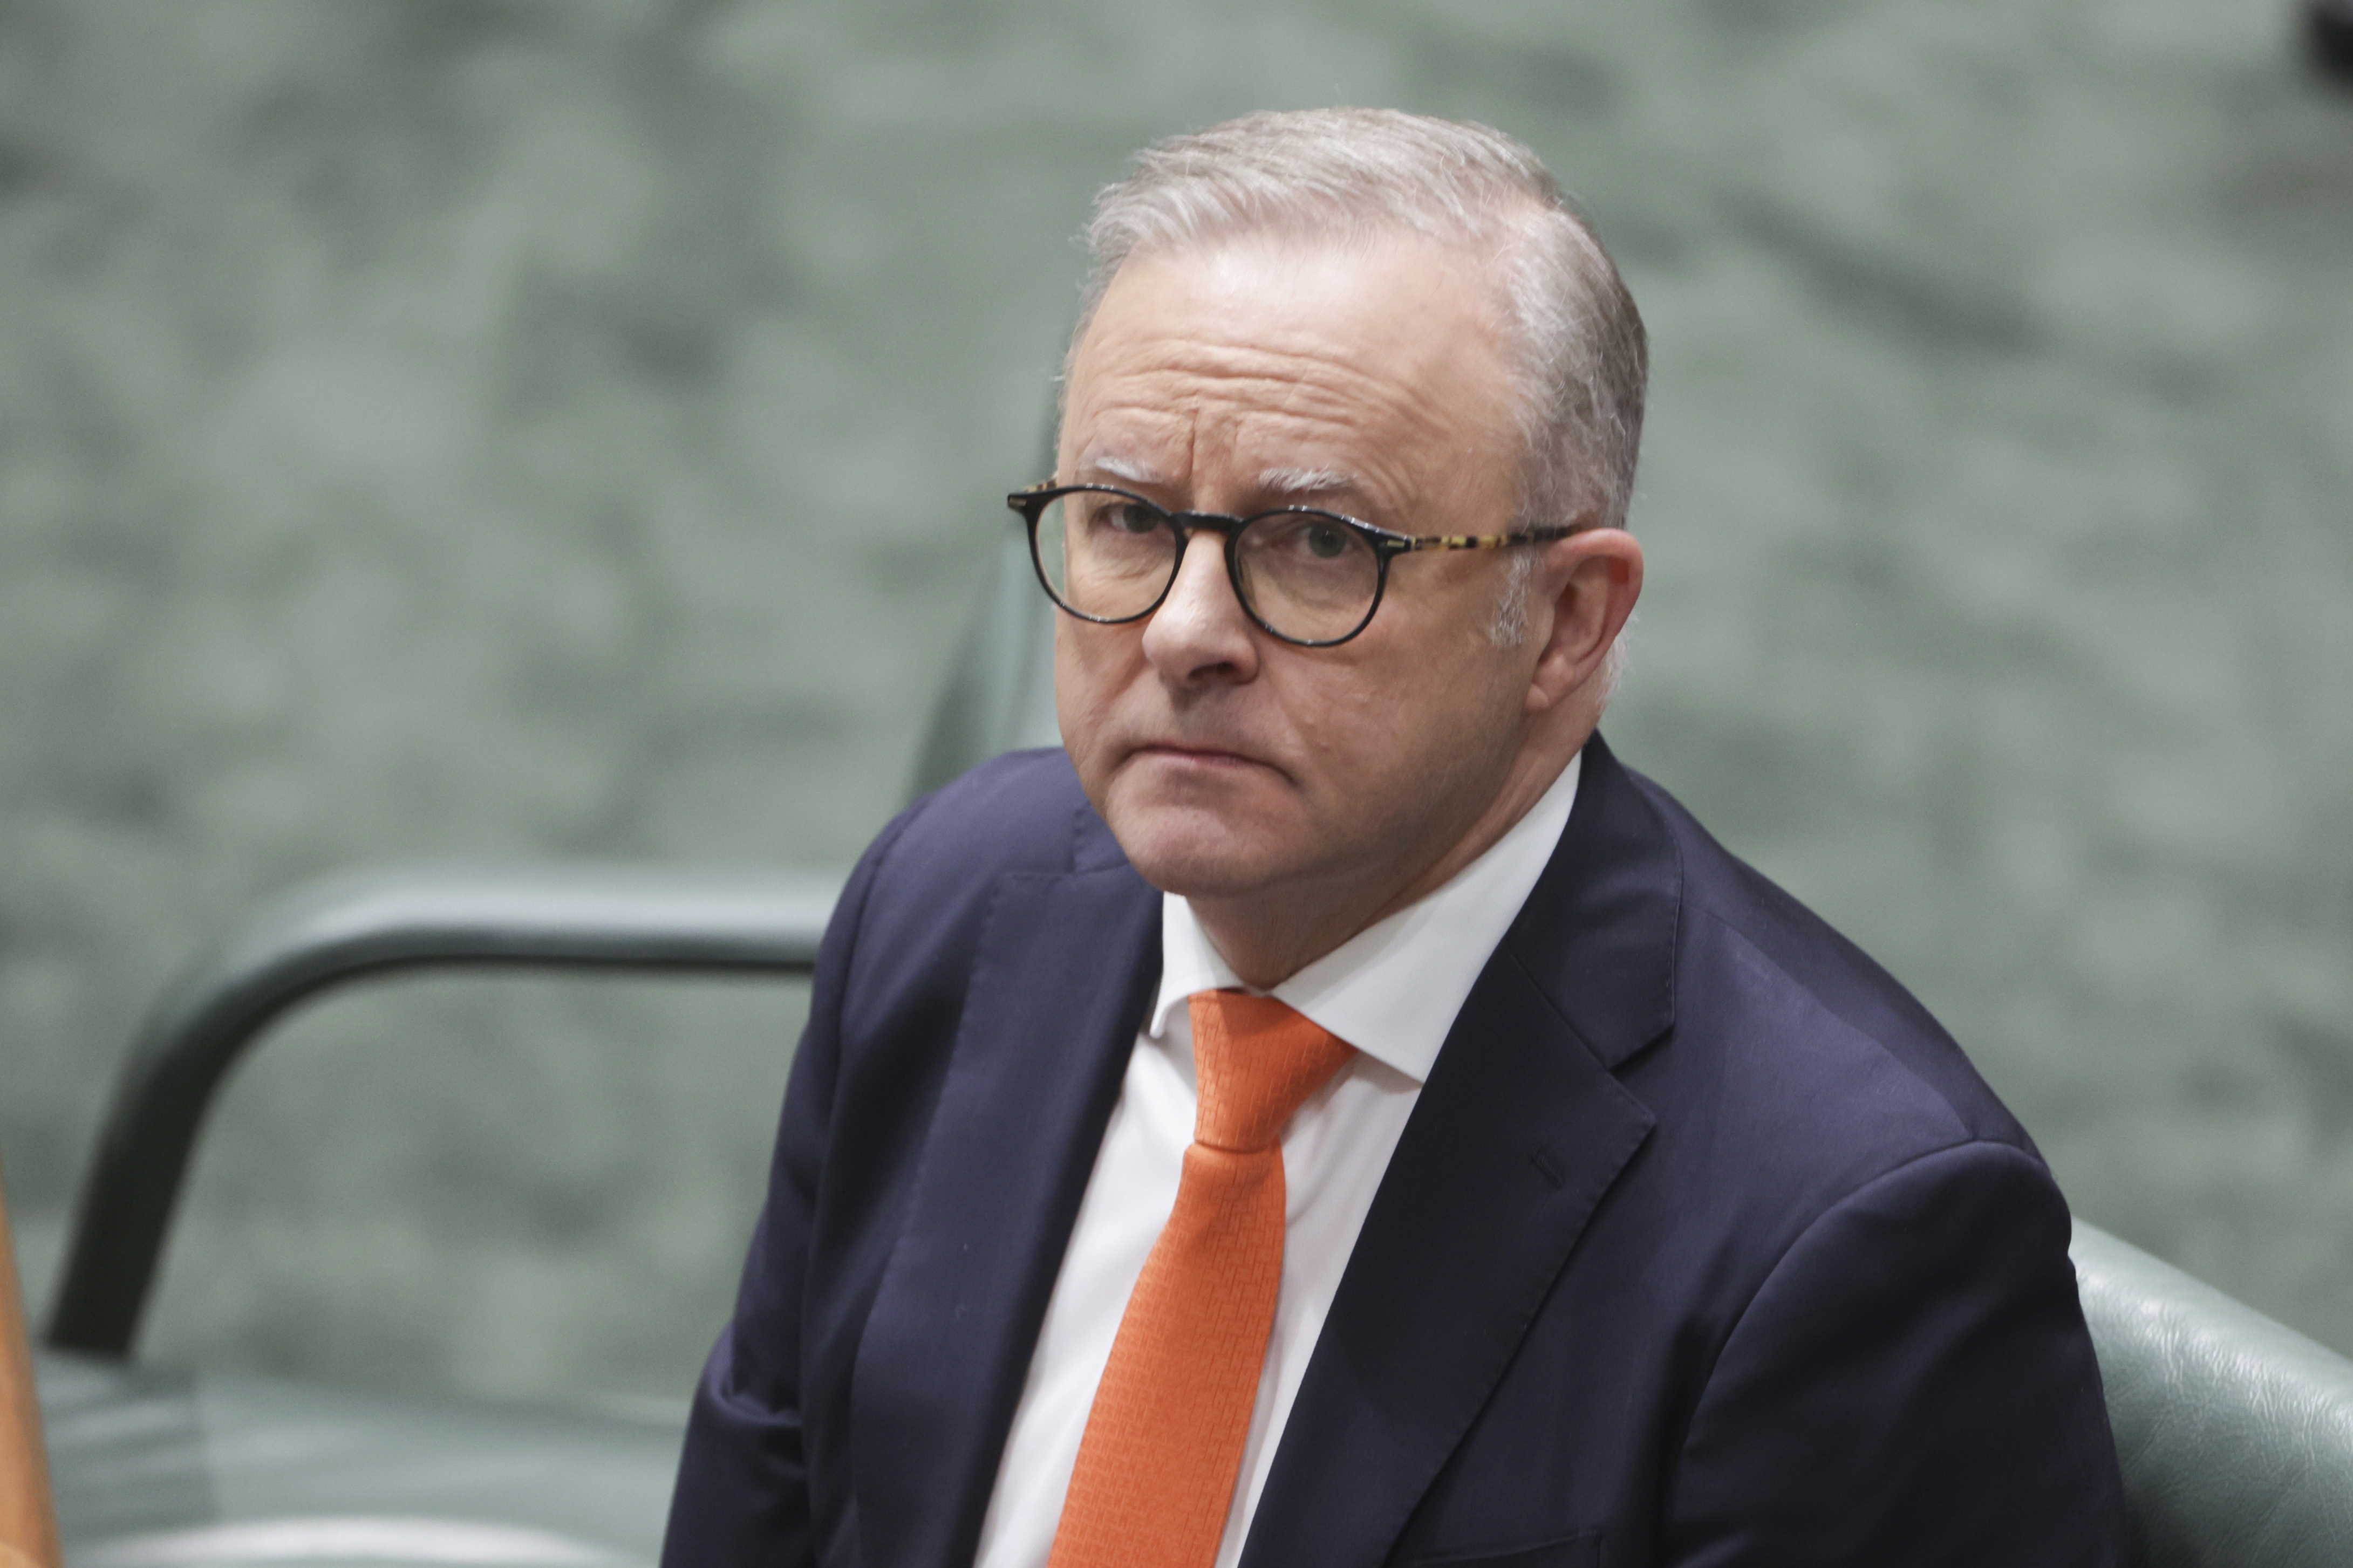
[665,736,2129,1566]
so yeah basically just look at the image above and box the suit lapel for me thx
[851,858,1160,1568]
[1240,735,1679,1568]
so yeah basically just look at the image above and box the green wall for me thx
[1,0,2348,1408]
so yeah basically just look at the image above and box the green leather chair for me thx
[35,531,2353,1566]
[2071,1223,2353,1565]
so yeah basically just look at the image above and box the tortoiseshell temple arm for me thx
[1399,525,1582,553]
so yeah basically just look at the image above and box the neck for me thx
[1190,729,1586,989]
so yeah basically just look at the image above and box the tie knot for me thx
[1186,991,1355,1152]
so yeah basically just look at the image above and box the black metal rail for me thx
[45,862,843,1358]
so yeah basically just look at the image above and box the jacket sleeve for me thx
[659,809,915,1568]
[1663,1140,2130,1566]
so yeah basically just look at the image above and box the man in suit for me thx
[665,109,2129,1566]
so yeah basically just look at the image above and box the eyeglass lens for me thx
[1033,488,1381,643]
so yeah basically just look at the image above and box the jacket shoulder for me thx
[824,748,1138,1035]
[885,747,1123,882]
[1628,762,2033,1152]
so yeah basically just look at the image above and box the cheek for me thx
[1053,625,1140,759]
[1275,663,1429,795]
[1286,638,1519,793]
[1052,631,1103,744]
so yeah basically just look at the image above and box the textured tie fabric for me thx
[1047,991,1356,1568]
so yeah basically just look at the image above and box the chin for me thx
[1088,754,1300,889]
[1102,800,1305,901]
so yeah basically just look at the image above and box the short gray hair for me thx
[1068,108,1648,536]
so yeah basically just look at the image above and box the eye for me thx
[1243,512,1368,565]
[1104,501,1163,535]
[1300,519,1352,559]
[1077,494,1163,536]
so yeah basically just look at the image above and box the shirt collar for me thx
[1151,749,1581,1085]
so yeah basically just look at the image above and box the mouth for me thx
[1128,741,1278,775]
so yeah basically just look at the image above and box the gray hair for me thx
[1068,108,1649,539]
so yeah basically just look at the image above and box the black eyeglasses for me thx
[1006,483,1575,648]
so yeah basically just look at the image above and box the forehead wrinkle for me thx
[1166,340,1465,441]
[1217,383,1451,517]
[1077,382,1443,522]
[1217,362,1472,492]
[1068,306,1516,522]
[1087,313,1478,429]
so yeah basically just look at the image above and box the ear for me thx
[1524,526,1644,715]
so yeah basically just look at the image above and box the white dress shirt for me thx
[972,751,1583,1568]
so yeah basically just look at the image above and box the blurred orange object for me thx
[0,1171,58,1568]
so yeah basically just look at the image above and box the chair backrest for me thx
[910,415,1066,798]
[909,530,1061,798]
[2071,1221,2353,1567]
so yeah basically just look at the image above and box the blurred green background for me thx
[0,0,2347,1413]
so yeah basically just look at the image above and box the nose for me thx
[1140,529,1261,684]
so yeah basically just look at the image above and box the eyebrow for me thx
[1253,465,1362,502]
[1077,452,1168,488]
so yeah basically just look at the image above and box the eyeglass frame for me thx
[1005,481,1581,648]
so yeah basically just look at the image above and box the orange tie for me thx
[1048,991,1355,1568]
